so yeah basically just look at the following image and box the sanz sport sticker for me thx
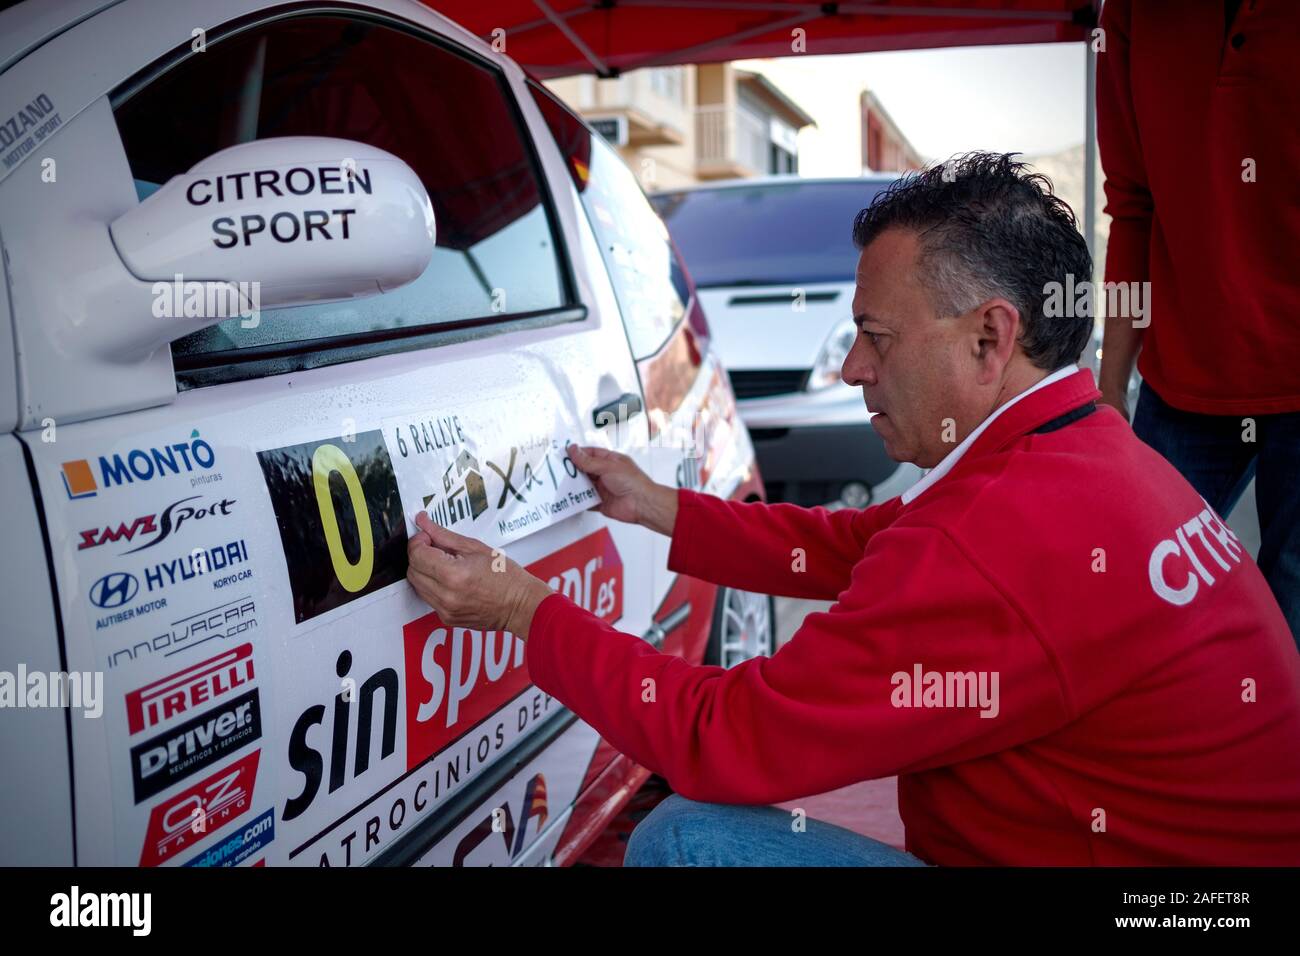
[77,496,237,554]
[257,430,406,624]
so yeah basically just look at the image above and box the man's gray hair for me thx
[852,152,1093,371]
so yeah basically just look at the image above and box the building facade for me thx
[545,64,816,190]
[859,88,924,174]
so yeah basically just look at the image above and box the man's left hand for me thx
[406,511,553,639]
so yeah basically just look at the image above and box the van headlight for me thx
[808,319,857,391]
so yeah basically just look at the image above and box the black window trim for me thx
[173,304,587,390]
[108,1,584,389]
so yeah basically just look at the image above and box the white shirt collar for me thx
[900,364,1079,506]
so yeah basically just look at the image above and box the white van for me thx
[0,0,771,867]
[652,177,921,508]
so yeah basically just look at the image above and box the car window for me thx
[112,15,569,362]
[527,81,686,360]
[649,180,893,287]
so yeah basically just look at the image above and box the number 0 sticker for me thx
[311,443,374,593]
[258,430,406,623]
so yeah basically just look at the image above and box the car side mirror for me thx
[107,135,436,353]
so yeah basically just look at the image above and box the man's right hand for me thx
[1097,313,1143,425]
[566,443,679,537]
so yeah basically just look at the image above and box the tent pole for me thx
[532,0,610,76]
[1084,35,1097,266]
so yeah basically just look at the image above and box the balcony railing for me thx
[696,104,769,174]
[582,70,690,143]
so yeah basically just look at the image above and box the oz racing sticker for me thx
[139,750,260,867]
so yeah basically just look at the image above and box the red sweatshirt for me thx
[526,370,1300,865]
[1097,0,1300,414]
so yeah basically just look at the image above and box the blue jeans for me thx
[623,794,928,867]
[1132,380,1300,646]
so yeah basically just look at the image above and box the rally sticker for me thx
[382,399,598,549]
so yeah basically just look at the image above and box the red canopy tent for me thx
[434,0,1103,251]
[439,1,1096,79]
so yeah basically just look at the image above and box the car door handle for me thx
[592,392,643,428]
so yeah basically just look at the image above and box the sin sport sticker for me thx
[403,528,622,768]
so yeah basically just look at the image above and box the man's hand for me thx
[1098,385,1131,423]
[566,443,679,536]
[1097,314,1143,424]
[406,512,553,639]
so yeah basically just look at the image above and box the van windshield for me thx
[650,180,893,288]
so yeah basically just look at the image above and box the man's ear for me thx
[971,298,1020,385]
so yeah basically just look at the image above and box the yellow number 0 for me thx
[311,443,374,593]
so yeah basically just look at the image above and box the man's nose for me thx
[841,338,876,387]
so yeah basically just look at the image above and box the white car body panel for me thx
[0,0,757,867]
[0,437,76,865]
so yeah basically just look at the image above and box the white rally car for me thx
[0,0,773,866]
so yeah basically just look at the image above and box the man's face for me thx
[842,228,991,469]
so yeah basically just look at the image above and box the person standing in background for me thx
[1096,0,1300,644]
